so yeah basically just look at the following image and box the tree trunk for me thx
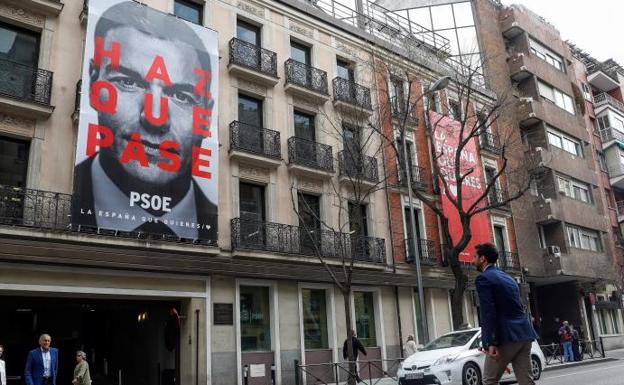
[449,251,468,330]
[342,288,358,385]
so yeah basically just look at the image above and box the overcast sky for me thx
[502,0,624,64]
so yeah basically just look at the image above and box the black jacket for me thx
[343,336,367,360]
[71,157,218,243]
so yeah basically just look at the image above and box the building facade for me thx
[0,1,502,385]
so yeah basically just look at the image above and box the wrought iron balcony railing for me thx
[229,121,281,160]
[231,218,386,263]
[74,79,81,114]
[287,137,334,172]
[499,251,521,272]
[594,92,624,115]
[405,238,438,265]
[338,150,378,183]
[488,188,509,207]
[228,38,278,78]
[0,185,71,230]
[332,77,372,110]
[398,165,427,191]
[600,127,624,144]
[479,132,502,154]
[0,58,53,105]
[284,59,328,95]
[389,96,419,126]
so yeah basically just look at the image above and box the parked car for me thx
[398,327,545,385]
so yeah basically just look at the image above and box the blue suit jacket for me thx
[476,266,537,347]
[24,348,58,385]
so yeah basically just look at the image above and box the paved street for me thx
[531,349,624,385]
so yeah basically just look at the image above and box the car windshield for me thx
[420,331,477,351]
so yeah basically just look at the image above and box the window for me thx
[547,128,582,157]
[448,99,461,120]
[389,77,406,114]
[238,94,263,127]
[566,225,602,252]
[240,286,271,351]
[174,0,202,24]
[237,20,261,46]
[598,115,610,131]
[605,189,615,209]
[493,225,507,252]
[298,193,321,254]
[426,92,441,113]
[239,182,265,222]
[290,40,311,65]
[529,179,539,197]
[538,81,575,114]
[581,82,593,101]
[0,21,40,67]
[337,59,354,82]
[598,309,609,335]
[404,207,423,261]
[354,291,377,347]
[348,203,368,238]
[294,111,315,141]
[598,151,608,172]
[557,175,591,203]
[301,288,329,349]
[529,37,564,71]
[397,138,416,182]
[343,123,360,155]
[0,136,30,187]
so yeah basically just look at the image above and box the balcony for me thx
[517,98,587,142]
[594,93,624,115]
[332,77,372,116]
[338,150,378,185]
[479,132,502,155]
[229,121,282,167]
[405,238,438,265]
[390,96,419,127]
[230,218,386,264]
[228,38,278,87]
[284,59,329,104]
[21,0,63,16]
[488,188,510,209]
[0,59,54,118]
[72,79,81,124]
[599,127,624,149]
[0,185,71,230]
[498,251,521,273]
[508,52,570,93]
[397,165,428,192]
[287,137,334,178]
[588,65,620,93]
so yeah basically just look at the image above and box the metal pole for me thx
[402,116,429,343]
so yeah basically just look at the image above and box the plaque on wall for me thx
[213,303,234,325]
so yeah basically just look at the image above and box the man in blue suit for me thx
[474,243,537,385]
[24,334,58,385]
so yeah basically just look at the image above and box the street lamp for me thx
[402,75,450,344]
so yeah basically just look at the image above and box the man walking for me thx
[343,330,367,384]
[474,243,538,385]
[24,334,58,385]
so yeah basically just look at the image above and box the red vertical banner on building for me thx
[430,111,492,263]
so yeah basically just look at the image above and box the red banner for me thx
[431,111,492,263]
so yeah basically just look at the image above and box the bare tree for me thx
[370,52,541,330]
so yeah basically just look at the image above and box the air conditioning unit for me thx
[520,97,534,103]
[547,245,561,257]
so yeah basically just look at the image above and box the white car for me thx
[397,327,545,385]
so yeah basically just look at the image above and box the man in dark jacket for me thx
[474,243,538,385]
[343,330,367,383]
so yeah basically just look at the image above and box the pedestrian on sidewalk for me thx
[0,345,6,385]
[343,330,367,384]
[559,321,574,362]
[570,324,582,361]
[403,335,418,358]
[72,351,91,385]
[473,243,538,385]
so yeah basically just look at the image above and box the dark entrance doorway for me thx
[0,296,180,385]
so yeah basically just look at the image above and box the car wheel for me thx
[530,355,542,380]
[462,362,482,385]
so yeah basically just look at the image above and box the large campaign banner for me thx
[72,0,219,243]
[431,111,492,263]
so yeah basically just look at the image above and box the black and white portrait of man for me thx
[72,0,219,243]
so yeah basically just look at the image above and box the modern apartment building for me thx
[0,1,512,385]
[476,0,624,348]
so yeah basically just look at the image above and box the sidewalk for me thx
[544,348,624,371]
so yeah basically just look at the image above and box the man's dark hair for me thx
[475,243,498,263]
[92,1,212,98]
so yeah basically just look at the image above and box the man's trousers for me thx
[482,341,535,385]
